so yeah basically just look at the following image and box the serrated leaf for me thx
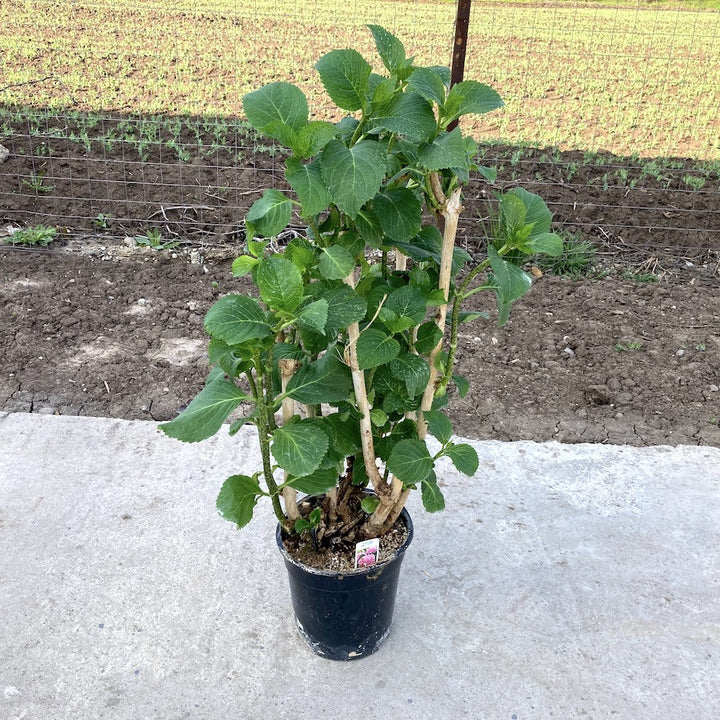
[261,119,298,149]
[246,189,292,238]
[296,299,329,334]
[370,92,437,142]
[243,82,308,133]
[256,255,304,313]
[159,368,250,443]
[354,206,383,248]
[231,255,258,278]
[445,443,479,476]
[319,245,355,280]
[408,67,447,106]
[295,121,338,158]
[315,48,372,112]
[387,438,433,485]
[323,286,368,331]
[286,467,339,494]
[422,409,453,445]
[525,232,564,257]
[443,80,503,124]
[285,157,331,217]
[216,474,262,529]
[385,285,427,324]
[418,126,469,171]
[508,187,552,236]
[374,187,423,242]
[272,419,329,477]
[368,24,405,73]
[204,294,272,345]
[356,328,401,369]
[390,352,430,397]
[321,138,386,218]
[415,321,443,354]
[286,351,353,404]
[500,192,527,233]
[421,475,445,512]
[488,246,532,304]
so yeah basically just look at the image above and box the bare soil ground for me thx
[1,137,719,447]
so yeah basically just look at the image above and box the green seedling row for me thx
[1,0,719,159]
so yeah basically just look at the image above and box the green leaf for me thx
[261,120,297,149]
[452,373,470,398]
[418,126,469,171]
[387,438,433,485]
[296,299,329,334]
[368,24,405,73]
[407,67,447,106]
[159,369,250,443]
[525,232,564,257]
[390,352,430,397]
[285,157,331,217]
[488,246,532,327]
[319,245,355,280]
[374,187,423,242]
[370,92,437,142]
[294,121,338,158]
[285,237,316,272]
[246,189,292,238]
[315,48,372,112]
[231,255,258,278]
[354,206,383,248]
[286,467,339,494]
[422,409,453,445]
[458,311,489,324]
[443,80,503,124]
[361,495,381,514]
[370,408,388,427]
[272,419,329,477]
[256,255,304,312]
[445,443,479,476]
[415,321,443,354]
[324,286,368,331]
[243,82,309,134]
[321,414,362,457]
[508,187,552,236]
[321,138,386,218]
[356,328,401,369]
[500,192,527,233]
[204,294,272,345]
[216,474,262,529]
[421,475,445,512]
[385,285,427,324]
[286,351,353,404]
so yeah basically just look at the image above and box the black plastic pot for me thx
[276,508,413,661]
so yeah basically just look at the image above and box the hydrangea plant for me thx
[160,25,562,545]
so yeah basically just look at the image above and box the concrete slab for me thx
[1,411,719,719]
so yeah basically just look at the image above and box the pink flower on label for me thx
[357,554,375,567]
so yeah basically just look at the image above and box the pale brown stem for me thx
[342,272,388,497]
[395,250,407,272]
[279,358,300,521]
[418,184,464,439]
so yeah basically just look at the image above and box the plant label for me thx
[355,538,380,569]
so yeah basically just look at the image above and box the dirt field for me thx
[1,140,719,447]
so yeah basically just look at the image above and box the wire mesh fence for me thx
[1,0,719,270]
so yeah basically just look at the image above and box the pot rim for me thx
[276,504,414,578]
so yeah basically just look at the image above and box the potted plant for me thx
[160,25,562,659]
